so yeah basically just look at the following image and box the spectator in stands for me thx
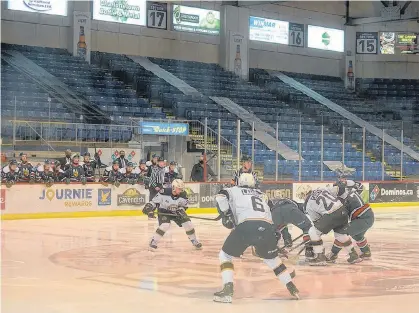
[116,150,127,168]
[59,149,72,171]
[190,153,216,182]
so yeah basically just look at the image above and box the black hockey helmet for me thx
[84,152,91,157]
[9,159,18,165]
[112,159,119,165]
[53,160,61,167]
[126,162,134,167]
[44,159,51,165]
[170,161,177,165]
[139,159,146,164]
[158,157,164,162]
[241,155,252,162]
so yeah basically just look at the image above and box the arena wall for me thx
[1,1,418,78]
[1,181,418,220]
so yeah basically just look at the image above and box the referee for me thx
[232,155,258,186]
[147,157,166,218]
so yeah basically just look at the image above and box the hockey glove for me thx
[45,178,54,188]
[142,203,154,215]
[100,179,109,186]
[175,208,187,219]
[29,178,35,184]
[65,178,71,185]
[114,181,120,188]
[5,181,14,188]
[81,177,87,185]
[128,179,136,185]
[221,212,235,229]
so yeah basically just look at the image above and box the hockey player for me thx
[303,187,363,265]
[35,159,55,186]
[269,198,320,262]
[136,159,149,184]
[120,162,138,184]
[164,161,181,187]
[101,160,123,186]
[142,179,202,250]
[213,173,299,303]
[64,154,86,184]
[82,152,96,182]
[326,181,374,262]
[2,159,20,187]
[51,160,66,182]
[17,153,35,183]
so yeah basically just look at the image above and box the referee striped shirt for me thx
[232,168,258,186]
[149,166,165,189]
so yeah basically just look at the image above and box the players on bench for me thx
[142,179,202,251]
[120,162,139,184]
[1,159,20,187]
[101,160,124,186]
[213,173,299,303]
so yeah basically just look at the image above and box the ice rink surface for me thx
[2,208,419,313]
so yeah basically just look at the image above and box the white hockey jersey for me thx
[304,188,343,222]
[215,186,272,225]
[150,189,188,212]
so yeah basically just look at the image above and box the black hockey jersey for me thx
[1,165,20,183]
[82,160,96,181]
[18,161,34,182]
[65,164,85,181]
[35,165,55,183]
[102,166,123,183]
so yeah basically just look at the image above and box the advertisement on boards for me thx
[307,25,344,52]
[199,183,232,208]
[73,11,91,63]
[92,0,147,26]
[173,5,220,35]
[249,16,289,45]
[8,0,68,16]
[369,183,418,203]
[260,183,293,202]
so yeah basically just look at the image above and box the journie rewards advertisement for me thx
[173,5,220,35]
[8,0,68,16]
[93,0,147,26]
[369,183,418,203]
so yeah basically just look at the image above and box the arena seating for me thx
[251,69,419,177]
[1,44,167,144]
[92,52,397,180]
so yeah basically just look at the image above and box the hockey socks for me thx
[150,223,171,248]
[219,251,234,284]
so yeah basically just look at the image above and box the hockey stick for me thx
[157,212,222,221]
[278,233,304,251]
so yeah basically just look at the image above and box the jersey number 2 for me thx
[251,196,265,212]
[315,192,337,211]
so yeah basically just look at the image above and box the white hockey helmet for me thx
[238,173,256,188]
[172,179,185,191]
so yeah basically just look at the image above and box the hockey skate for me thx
[325,251,338,263]
[360,246,372,260]
[213,282,234,303]
[347,250,363,264]
[149,239,158,251]
[191,240,203,250]
[308,252,327,266]
[305,246,315,261]
[286,281,300,300]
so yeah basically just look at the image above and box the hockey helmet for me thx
[9,159,18,165]
[53,160,61,167]
[172,179,185,191]
[84,152,91,157]
[170,161,177,166]
[126,162,134,168]
[238,173,256,188]
[112,159,119,165]
[241,155,252,163]
[139,159,146,165]
[44,159,51,165]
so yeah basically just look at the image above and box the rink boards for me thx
[1,181,419,219]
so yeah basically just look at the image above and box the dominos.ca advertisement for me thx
[369,183,418,203]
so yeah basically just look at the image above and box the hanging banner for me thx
[73,11,91,63]
[140,122,189,136]
[228,32,248,80]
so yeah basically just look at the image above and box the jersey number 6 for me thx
[251,196,265,212]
